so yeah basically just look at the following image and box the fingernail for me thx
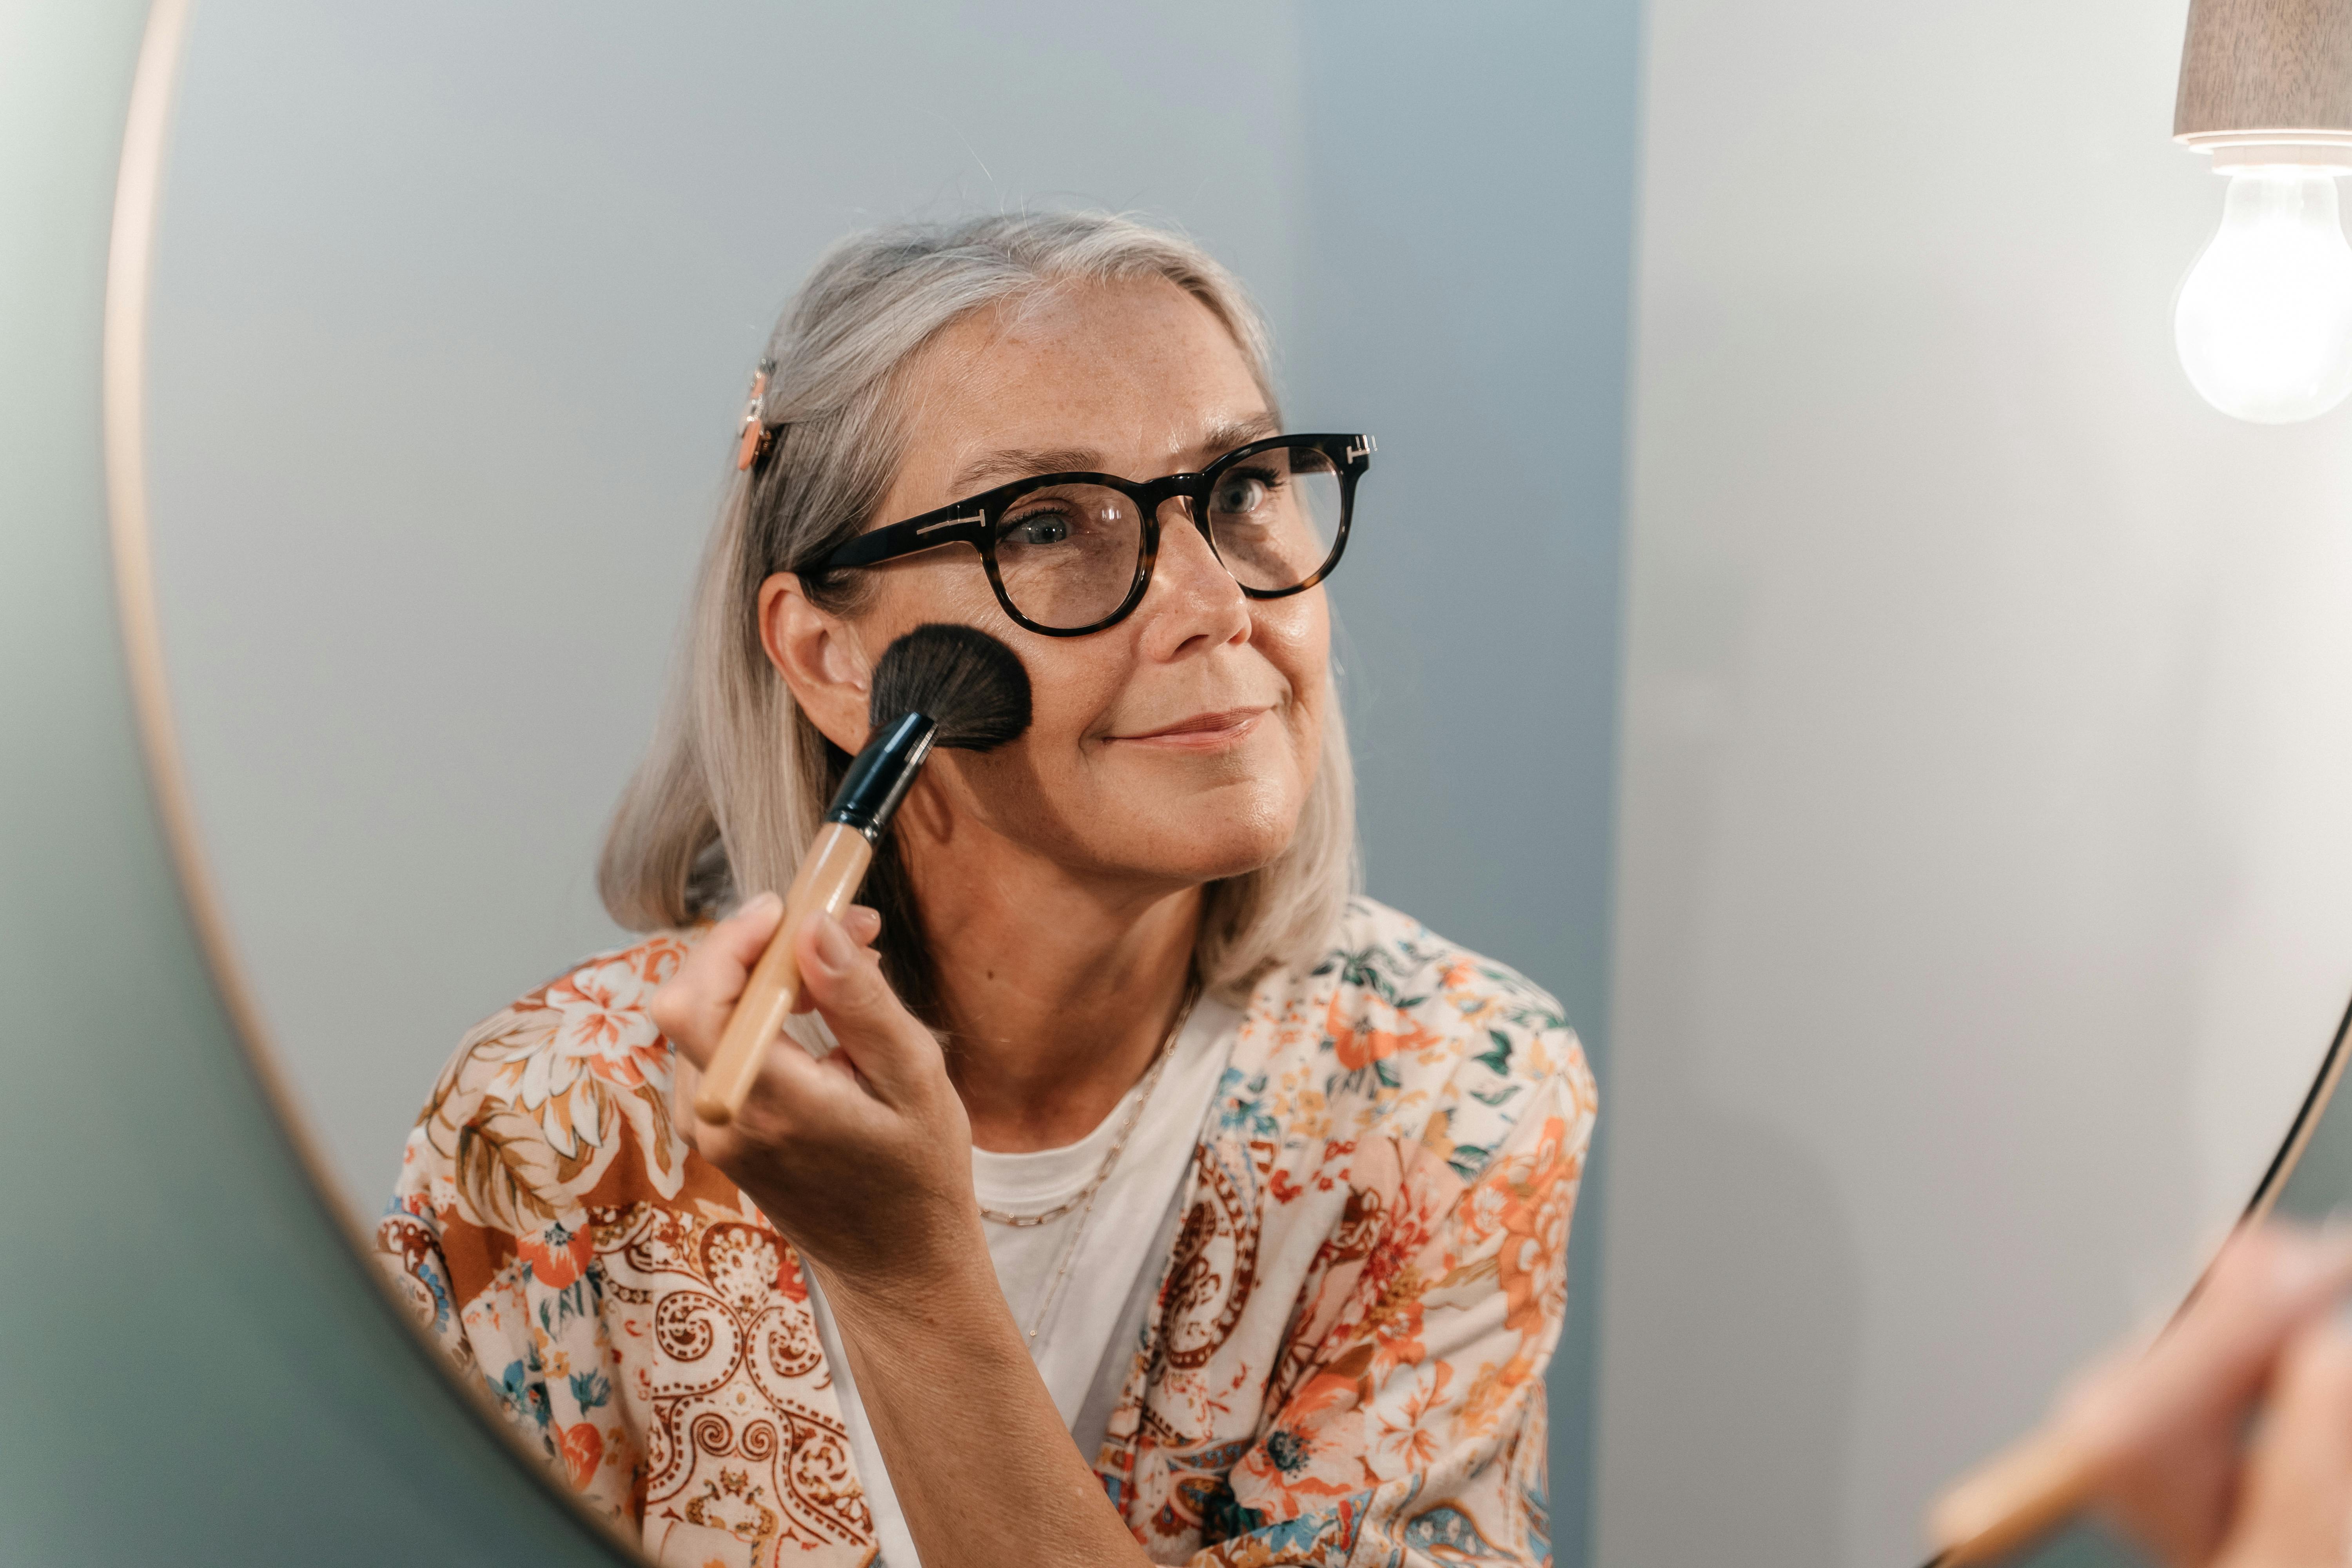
[812,912,854,970]
[745,891,782,922]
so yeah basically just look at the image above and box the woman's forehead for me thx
[893,293,1270,488]
[924,279,1259,403]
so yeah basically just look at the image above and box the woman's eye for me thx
[1213,474,1273,515]
[1005,512,1072,546]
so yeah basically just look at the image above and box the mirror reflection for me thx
[379,211,1588,1568]
[132,2,2352,1566]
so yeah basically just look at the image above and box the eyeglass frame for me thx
[802,431,1375,637]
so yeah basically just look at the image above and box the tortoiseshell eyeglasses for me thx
[806,432,1373,637]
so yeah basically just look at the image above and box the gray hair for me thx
[598,211,1357,1008]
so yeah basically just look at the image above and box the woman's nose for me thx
[1143,495,1250,650]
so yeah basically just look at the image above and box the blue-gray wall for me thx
[1289,5,1638,1552]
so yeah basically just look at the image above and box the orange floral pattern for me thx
[376,898,1595,1566]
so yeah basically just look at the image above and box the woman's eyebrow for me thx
[951,447,1102,491]
[948,413,1284,493]
[1195,413,1282,457]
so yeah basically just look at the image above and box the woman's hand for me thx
[2047,1223,2352,1567]
[651,893,985,1300]
[2209,1301,2352,1568]
[654,896,1149,1568]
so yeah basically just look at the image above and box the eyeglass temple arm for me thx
[819,508,984,571]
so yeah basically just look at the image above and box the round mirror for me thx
[107,1,2352,1565]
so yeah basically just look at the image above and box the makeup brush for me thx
[692,622,1031,1125]
[1921,1240,2267,1565]
[1919,1426,2100,1567]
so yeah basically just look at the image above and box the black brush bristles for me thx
[868,622,1032,751]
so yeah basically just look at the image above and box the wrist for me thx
[811,1206,996,1332]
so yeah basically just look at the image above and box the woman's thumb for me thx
[795,911,927,1090]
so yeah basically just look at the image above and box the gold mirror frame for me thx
[98,2,640,1558]
[2241,998,2352,1223]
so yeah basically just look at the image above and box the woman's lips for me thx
[1110,707,1269,749]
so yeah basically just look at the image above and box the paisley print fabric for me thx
[377,897,1596,1567]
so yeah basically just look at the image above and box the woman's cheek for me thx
[871,561,1024,648]
[1283,678,1327,785]
[1253,590,1330,668]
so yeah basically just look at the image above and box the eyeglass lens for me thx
[990,444,1344,630]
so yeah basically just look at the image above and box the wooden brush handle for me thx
[1925,1423,2099,1566]
[692,821,873,1126]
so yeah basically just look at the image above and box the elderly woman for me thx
[376,211,1596,1568]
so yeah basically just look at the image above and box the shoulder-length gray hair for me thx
[598,211,1356,1009]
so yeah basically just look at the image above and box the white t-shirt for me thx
[808,997,1240,1568]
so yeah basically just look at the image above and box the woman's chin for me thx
[1093,795,1304,886]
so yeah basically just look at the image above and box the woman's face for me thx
[768,277,1328,894]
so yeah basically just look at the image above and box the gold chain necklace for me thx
[978,977,1202,1343]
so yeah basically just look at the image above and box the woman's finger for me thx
[2216,1312,2352,1568]
[2154,1227,2352,1407]
[2095,1226,2352,1439]
[670,1049,704,1154]
[720,890,788,964]
[788,906,886,1018]
[697,1004,881,1165]
[650,891,783,1069]
[795,910,935,1100]
[2077,1225,2352,1565]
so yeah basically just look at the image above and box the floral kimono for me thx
[375,897,1597,1567]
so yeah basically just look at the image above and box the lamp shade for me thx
[2176,0,2352,147]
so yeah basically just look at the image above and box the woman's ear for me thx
[757,573,871,753]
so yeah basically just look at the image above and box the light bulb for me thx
[2175,168,2352,423]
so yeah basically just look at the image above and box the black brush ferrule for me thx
[824,711,938,842]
